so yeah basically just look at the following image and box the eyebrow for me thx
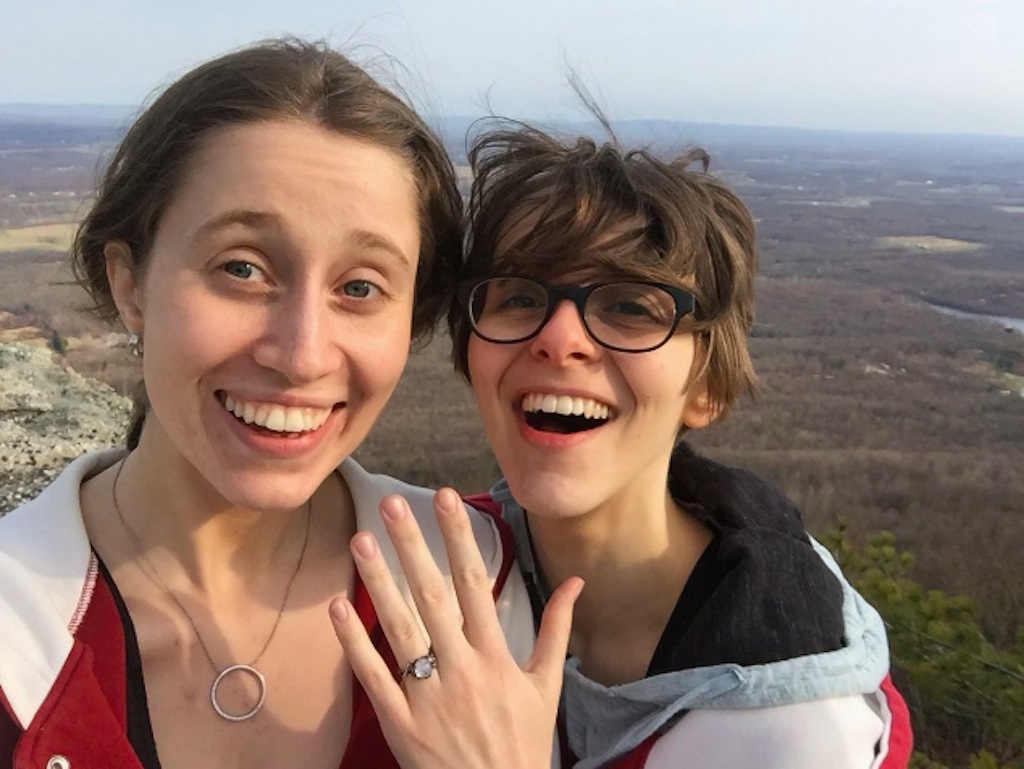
[350,229,412,268]
[191,209,280,244]
[190,211,412,267]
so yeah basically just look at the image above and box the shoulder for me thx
[0,450,121,546]
[338,460,532,659]
[0,450,124,731]
[645,695,886,769]
[339,458,507,569]
[715,524,846,633]
[0,450,119,630]
[659,444,846,668]
[668,443,806,536]
[654,526,845,672]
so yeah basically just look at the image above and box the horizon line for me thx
[1,102,1023,142]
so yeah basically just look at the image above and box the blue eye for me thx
[342,280,380,299]
[222,260,265,281]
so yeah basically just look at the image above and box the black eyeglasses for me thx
[458,275,697,353]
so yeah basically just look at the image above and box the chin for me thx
[503,471,592,520]
[215,470,324,514]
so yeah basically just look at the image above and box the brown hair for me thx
[448,122,758,418]
[71,38,462,447]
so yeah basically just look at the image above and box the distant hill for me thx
[5,104,1023,160]
[0,103,134,125]
[436,115,1024,165]
[0,105,131,149]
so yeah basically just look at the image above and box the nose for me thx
[529,299,600,364]
[253,286,343,385]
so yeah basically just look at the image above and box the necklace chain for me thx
[111,456,313,720]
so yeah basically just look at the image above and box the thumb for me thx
[525,576,584,688]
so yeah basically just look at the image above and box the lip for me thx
[512,391,613,449]
[514,408,609,448]
[215,391,347,458]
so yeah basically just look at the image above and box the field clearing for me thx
[0,326,43,344]
[796,196,876,208]
[873,235,987,253]
[0,222,77,253]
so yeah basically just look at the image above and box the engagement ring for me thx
[401,649,437,680]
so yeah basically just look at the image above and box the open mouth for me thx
[521,393,612,434]
[219,392,337,436]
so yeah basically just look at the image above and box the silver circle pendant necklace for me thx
[112,458,312,722]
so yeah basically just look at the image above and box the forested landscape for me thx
[2,111,1023,767]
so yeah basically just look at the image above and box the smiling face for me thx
[468,288,713,521]
[108,120,421,511]
[459,128,760,525]
[467,211,716,521]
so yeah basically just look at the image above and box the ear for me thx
[104,241,145,333]
[680,380,720,431]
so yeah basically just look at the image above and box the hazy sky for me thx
[3,0,1023,136]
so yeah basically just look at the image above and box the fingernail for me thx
[568,576,586,602]
[436,488,460,516]
[380,496,407,523]
[351,532,378,559]
[330,597,350,623]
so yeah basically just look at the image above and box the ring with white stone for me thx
[401,648,437,681]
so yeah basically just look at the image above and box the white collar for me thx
[0,449,123,727]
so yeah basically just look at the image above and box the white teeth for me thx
[221,394,332,434]
[521,393,611,420]
[264,408,286,431]
[255,404,270,425]
[285,410,306,432]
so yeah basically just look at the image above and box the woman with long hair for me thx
[0,41,575,769]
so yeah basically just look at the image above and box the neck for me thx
[117,454,308,591]
[526,480,711,685]
[83,424,352,600]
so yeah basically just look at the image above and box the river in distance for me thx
[930,304,1024,334]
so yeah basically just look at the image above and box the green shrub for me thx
[822,520,1024,768]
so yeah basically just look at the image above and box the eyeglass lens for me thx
[469,277,681,351]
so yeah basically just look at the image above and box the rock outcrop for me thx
[0,342,131,513]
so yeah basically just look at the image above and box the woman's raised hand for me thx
[330,487,583,769]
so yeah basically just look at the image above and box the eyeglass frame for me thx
[457,274,699,353]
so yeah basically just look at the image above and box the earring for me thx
[128,332,143,357]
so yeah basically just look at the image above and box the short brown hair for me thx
[71,38,462,446]
[448,123,758,419]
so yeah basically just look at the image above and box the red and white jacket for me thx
[0,451,532,769]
